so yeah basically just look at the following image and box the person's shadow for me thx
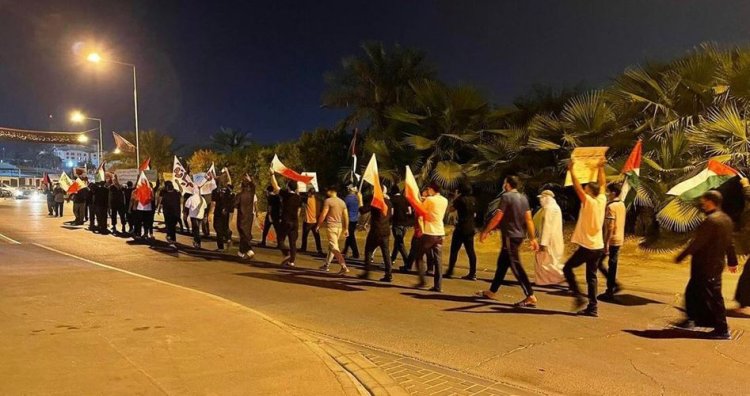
[401,292,577,316]
[623,328,733,340]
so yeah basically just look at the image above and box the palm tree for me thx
[211,127,251,154]
[322,41,435,136]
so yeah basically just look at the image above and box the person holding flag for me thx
[358,154,394,282]
[270,167,304,267]
[235,174,257,259]
[70,177,91,225]
[53,182,66,217]
[185,185,207,249]
[130,171,155,240]
[410,182,449,292]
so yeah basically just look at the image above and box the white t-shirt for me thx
[422,194,448,236]
[571,193,607,250]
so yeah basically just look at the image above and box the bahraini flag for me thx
[361,154,387,215]
[67,178,87,194]
[271,154,314,184]
[134,171,153,206]
[404,165,429,219]
[667,160,739,201]
[619,140,642,208]
[139,157,151,172]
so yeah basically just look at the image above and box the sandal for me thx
[514,298,537,308]
[474,290,495,299]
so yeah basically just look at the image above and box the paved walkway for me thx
[0,242,367,395]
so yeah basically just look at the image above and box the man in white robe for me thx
[534,190,565,285]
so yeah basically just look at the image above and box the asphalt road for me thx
[2,198,749,395]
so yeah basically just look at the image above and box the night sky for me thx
[2,0,750,152]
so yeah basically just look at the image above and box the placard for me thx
[114,169,158,185]
[564,147,609,186]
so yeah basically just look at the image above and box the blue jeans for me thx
[597,245,621,293]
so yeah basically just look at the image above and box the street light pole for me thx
[70,112,102,166]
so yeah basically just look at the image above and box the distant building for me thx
[52,145,99,167]
[0,161,47,188]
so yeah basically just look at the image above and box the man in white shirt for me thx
[598,183,627,301]
[415,183,449,292]
[563,158,607,317]
[186,191,207,249]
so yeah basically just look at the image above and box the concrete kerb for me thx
[32,242,407,396]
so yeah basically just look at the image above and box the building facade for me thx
[52,145,99,167]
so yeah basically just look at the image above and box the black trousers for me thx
[95,206,108,233]
[686,276,728,332]
[110,206,127,230]
[261,215,279,245]
[132,210,143,237]
[343,221,360,258]
[142,210,155,236]
[736,257,750,308]
[390,226,409,262]
[47,200,54,215]
[214,212,231,249]
[73,202,86,224]
[301,222,322,253]
[88,204,96,230]
[597,245,621,293]
[563,246,604,308]
[277,221,299,263]
[164,213,179,242]
[417,235,444,289]
[363,233,392,278]
[191,218,203,246]
[490,237,534,297]
[55,202,64,217]
[405,234,423,271]
[447,231,477,277]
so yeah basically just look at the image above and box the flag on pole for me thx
[361,154,388,215]
[139,157,151,171]
[271,154,314,183]
[112,132,136,153]
[134,171,153,206]
[667,160,740,201]
[59,172,72,191]
[199,163,218,194]
[95,161,107,183]
[221,167,232,186]
[404,165,429,219]
[619,140,642,208]
[67,177,87,194]
[172,156,195,193]
[349,129,358,184]
[42,172,51,187]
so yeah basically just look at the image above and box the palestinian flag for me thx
[667,160,740,201]
[95,161,107,183]
[360,154,388,215]
[42,172,51,187]
[404,165,429,220]
[271,154,313,184]
[619,140,642,208]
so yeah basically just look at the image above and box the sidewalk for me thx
[0,243,364,395]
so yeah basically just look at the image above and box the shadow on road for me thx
[601,293,664,307]
[235,271,366,292]
[623,328,715,340]
[400,292,577,316]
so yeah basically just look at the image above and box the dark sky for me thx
[2,0,750,152]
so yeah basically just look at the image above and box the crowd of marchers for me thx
[40,159,750,341]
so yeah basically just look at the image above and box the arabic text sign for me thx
[564,147,609,186]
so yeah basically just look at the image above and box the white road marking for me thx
[0,233,20,244]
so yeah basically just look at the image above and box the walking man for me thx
[414,183,449,292]
[342,186,361,259]
[563,158,607,317]
[734,177,750,315]
[260,186,280,247]
[389,187,412,265]
[597,183,626,301]
[301,187,324,255]
[185,190,206,249]
[673,190,737,340]
[476,176,539,307]
[123,181,134,234]
[235,177,257,259]
[109,176,127,234]
[359,189,394,282]
[317,185,350,274]
[53,183,65,217]
[270,169,302,267]
[445,184,478,280]
[71,180,90,225]
[158,181,182,246]
[213,183,236,252]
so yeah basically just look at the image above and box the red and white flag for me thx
[199,162,218,194]
[134,171,153,206]
[112,132,136,153]
[360,154,388,215]
[172,156,195,193]
[67,178,87,194]
[404,165,429,219]
[139,157,151,172]
[271,154,314,184]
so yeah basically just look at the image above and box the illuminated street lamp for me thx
[86,52,140,164]
[70,111,102,165]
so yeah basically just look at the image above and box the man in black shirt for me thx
[446,184,478,280]
[271,170,302,267]
[389,187,411,264]
[123,181,135,234]
[261,185,281,247]
[71,181,90,225]
[92,181,110,234]
[109,178,127,234]
[360,191,394,282]
[213,183,236,251]
[158,181,182,245]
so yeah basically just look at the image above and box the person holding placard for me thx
[563,158,607,317]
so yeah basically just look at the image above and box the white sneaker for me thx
[286,262,296,267]
[238,252,247,259]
